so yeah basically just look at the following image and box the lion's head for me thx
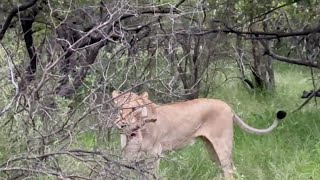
[112,90,157,135]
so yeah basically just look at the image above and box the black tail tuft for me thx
[276,110,286,120]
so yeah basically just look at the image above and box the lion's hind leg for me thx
[201,131,235,180]
[201,136,220,166]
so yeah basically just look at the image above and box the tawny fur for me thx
[112,91,285,180]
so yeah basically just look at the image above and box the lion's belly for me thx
[160,135,197,152]
[152,100,225,152]
[156,118,204,152]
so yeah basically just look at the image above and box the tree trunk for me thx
[250,23,275,91]
[177,35,201,100]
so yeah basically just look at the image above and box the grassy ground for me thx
[159,63,320,180]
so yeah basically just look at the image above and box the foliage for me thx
[0,0,319,179]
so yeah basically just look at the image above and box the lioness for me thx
[112,91,286,180]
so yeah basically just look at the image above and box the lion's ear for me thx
[140,92,149,99]
[112,90,120,98]
[112,90,120,103]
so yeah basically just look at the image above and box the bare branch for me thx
[251,0,300,22]
[0,43,19,117]
[173,25,320,40]
[0,0,39,41]
[174,0,187,8]
[260,40,320,68]
[293,89,320,112]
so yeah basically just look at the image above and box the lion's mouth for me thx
[130,132,137,137]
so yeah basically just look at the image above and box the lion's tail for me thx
[233,111,286,135]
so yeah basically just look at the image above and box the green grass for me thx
[158,63,320,180]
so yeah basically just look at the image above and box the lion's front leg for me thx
[123,133,162,179]
[123,132,143,161]
[139,143,162,180]
[148,143,162,174]
[123,132,157,179]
